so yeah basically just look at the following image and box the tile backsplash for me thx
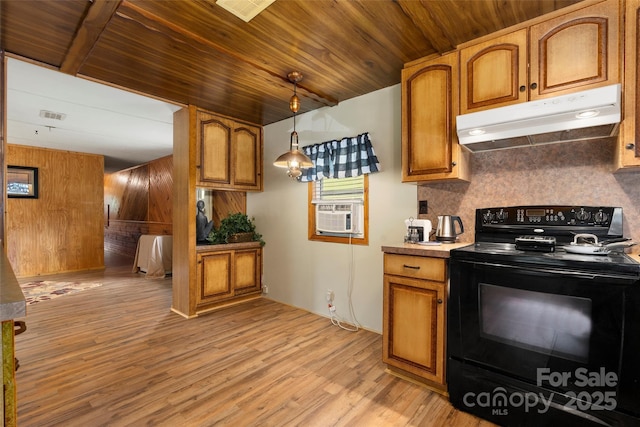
[417,138,640,254]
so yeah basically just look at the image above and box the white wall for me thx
[247,84,415,333]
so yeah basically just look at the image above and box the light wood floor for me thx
[14,252,495,427]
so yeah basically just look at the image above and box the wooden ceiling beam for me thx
[60,0,122,75]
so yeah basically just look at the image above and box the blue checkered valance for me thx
[298,132,381,182]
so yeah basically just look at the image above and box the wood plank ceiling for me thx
[1,0,583,126]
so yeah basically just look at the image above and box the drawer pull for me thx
[403,264,420,270]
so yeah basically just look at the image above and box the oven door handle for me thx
[460,260,639,283]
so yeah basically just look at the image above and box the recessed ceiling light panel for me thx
[216,0,275,22]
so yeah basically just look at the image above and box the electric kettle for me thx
[436,215,464,242]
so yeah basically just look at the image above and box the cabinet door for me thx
[383,274,446,385]
[232,124,263,191]
[616,0,640,169]
[198,112,232,185]
[529,0,619,99]
[460,29,528,114]
[197,251,233,304]
[196,110,263,191]
[401,52,468,182]
[233,248,261,295]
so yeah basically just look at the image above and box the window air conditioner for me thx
[316,203,356,233]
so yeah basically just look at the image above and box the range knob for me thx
[496,209,508,221]
[483,211,494,223]
[574,208,591,221]
[594,210,608,224]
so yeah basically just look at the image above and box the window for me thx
[301,132,379,245]
[308,175,368,245]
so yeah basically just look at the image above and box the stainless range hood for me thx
[456,84,621,152]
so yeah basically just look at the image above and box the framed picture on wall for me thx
[7,166,39,198]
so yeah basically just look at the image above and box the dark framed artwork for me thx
[7,166,39,198]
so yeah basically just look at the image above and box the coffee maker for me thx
[404,218,432,242]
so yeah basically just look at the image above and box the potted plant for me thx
[207,213,265,246]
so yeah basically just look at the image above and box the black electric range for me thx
[448,205,640,427]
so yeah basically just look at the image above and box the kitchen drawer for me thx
[384,254,446,282]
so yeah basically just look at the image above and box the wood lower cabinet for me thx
[382,253,447,393]
[460,0,620,115]
[196,109,263,191]
[401,52,470,183]
[616,0,640,170]
[196,243,262,312]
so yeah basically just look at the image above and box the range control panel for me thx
[479,205,622,227]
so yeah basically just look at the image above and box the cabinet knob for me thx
[451,161,457,167]
[626,143,635,150]
[530,82,538,90]
[437,299,443,304]
[519,85,526,92]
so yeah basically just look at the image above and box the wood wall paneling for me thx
[104,155,173,258]
[211,191,247,226]
[103,220,172,258]
[104,164,149,221]
[149,155,173,224]
[6,145,104,277]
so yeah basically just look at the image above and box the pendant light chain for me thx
[273,71,314,178]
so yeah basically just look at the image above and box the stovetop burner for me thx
[454,205,640,277]
[454,242,640,276]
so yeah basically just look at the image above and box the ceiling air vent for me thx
[215,0,275,22]
[39,110,66,121]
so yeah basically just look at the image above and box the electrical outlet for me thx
[419,200,428,214]
[326,290,334,303]
[262,285,269,294]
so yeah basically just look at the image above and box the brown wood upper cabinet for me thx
[401,52,470,183]
[196,110,263,191]
[460,0,619,115]
[616,0,640,170]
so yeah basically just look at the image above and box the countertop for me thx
[381,242,472,258]
[196,241,263,252]
[0,252,26,321]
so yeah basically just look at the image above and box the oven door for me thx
[448,259,632,396]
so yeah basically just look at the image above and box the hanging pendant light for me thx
[274,71,313,178]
